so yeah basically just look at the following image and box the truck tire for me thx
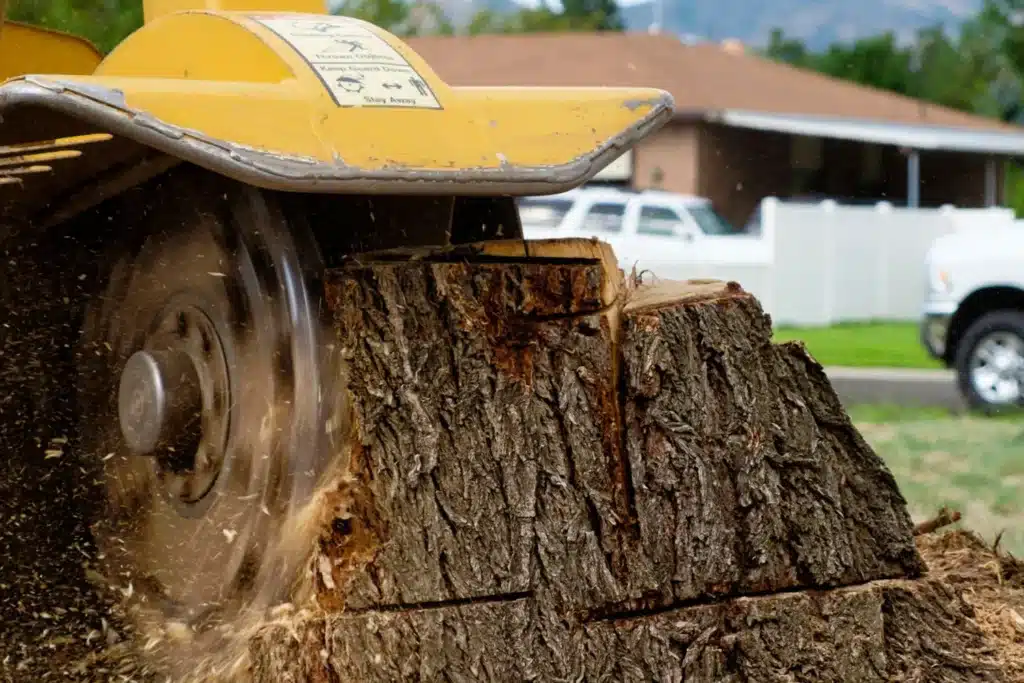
[954,310,1024,413]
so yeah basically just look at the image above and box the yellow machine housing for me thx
[0,22,102,81]
[0,0,673,228]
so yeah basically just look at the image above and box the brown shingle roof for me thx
[406,32,1021,133]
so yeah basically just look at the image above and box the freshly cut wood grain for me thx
[249,577,1003,682]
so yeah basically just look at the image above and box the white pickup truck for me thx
[517,186,769,268]
[921,224,1024,411]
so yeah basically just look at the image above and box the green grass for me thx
[846,403,1024,423]
[847,404,962,423]
[773,322,943,369]
[852,407,1024,555]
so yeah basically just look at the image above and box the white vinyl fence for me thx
[636,198,1018,327]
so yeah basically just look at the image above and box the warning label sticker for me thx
[252,16,443,110]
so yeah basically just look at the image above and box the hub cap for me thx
[116,302,232,515]
[969,331,1024,405]
[119,348,202,458]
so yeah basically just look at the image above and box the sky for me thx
[512,0,648,9]
[507,0,981,18]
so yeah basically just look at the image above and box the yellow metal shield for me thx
[0,11,673,197]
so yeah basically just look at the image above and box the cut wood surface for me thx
[247,238,957,681]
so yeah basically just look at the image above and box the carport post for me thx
[984,156,998,206]
[906,148,920,208]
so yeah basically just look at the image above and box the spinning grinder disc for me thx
[76,171,346,677]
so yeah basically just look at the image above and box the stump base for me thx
[246,239,992,681]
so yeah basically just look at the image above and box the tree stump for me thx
[247,238,1003,681]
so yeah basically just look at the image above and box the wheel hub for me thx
[118,348,202,458]
[117,303,232,513]
[970,331,1024,405]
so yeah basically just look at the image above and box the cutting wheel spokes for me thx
[77,169,343,652]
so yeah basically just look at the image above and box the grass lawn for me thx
[773,321,943,369]
[850,404,1024,555]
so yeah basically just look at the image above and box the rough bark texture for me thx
[319,258,922,617]
[325,256,628,613]
[250,577,1003,682]
[247,243,981,681]
[618,283,926,606]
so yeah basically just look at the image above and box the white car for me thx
[921,225,1024,411]
[517,186,769,268]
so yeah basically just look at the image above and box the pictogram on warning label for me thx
[251,16,443,110]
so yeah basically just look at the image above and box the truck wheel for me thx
[954,310,1024,413]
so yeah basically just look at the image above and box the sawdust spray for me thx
[71,345,361,683]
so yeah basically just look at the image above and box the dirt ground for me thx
[0,448,149,683]
[916,528,1024,681]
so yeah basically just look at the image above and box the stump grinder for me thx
[0,0,672,674]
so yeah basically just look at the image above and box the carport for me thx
[709,109,1024,208]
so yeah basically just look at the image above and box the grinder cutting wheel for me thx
[0,2,670,677]
[76,170,346,664]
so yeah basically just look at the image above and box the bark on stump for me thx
[251,577,1002,682]
[248,238,1000,681]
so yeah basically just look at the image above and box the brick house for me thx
[406,32,1024,227]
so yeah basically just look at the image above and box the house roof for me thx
[405,32,1021,134]
[711,110,1024,154]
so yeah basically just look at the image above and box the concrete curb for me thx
[823,366,965,410]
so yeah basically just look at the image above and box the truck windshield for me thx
[518,198,574,229]
[690,204,744,236]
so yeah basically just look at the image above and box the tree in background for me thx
[972,1,1024,210]
[560,0,623,31]
[8,0,142,53]
[462,0,624,34]
[969,0,1024,123]
[465,5,575,34]
[763,0,1024,123]
[332,0,453,35]
[6,0,459,50]
[763,28,809,65]
[979,0,1024,77]
[762,25,1005,115]
[4,0,623,47]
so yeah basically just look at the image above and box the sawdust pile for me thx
[46,461,361,683]
[916,528,1024,680]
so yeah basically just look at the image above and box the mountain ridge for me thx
[431,0,980,50]
[618,0,978,50]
